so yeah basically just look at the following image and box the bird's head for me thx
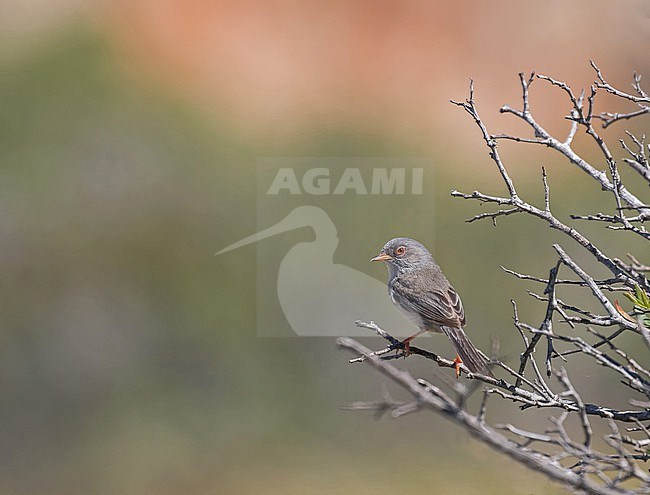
[371,237,433,272]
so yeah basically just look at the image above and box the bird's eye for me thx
[395,246,406,256]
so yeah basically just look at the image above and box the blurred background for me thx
[1,1,649,493]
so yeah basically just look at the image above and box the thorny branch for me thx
[341,65,650,495]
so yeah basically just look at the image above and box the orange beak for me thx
[370,253,392,262]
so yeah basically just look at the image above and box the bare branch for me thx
[451,78,648,289]
[344,66,650,495]
[592,61,650,104]
[558,368,593,447]
[621,132,650,183]
[500,265,625,292]
[597,107,650,129]
[340,337,650,494]
[553,244,638,332]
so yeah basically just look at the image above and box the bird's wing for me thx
[392,279,465,328]
[447,286,466,326]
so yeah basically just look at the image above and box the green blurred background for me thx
[1,2,649,494]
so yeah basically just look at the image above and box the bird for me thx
[216,206,412,337]
[371,237,493,377]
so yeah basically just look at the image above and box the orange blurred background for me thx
[102,1,650,149]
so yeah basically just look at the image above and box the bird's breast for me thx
[388,283,425,330]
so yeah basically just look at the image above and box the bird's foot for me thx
[400,339,413,357]
[399,330,425,358]
[453,354,463,379]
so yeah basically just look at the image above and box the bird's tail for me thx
[441,326,493,377]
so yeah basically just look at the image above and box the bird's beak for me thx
[370,253,392,262]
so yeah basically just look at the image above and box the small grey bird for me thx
[371,237,493,377]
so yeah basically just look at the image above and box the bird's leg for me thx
[400,330,426,357]
[453,354,463,379]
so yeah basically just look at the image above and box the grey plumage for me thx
[372,237,493,377]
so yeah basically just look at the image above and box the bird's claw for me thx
[453,354,463,379]
[401,340,413,358]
